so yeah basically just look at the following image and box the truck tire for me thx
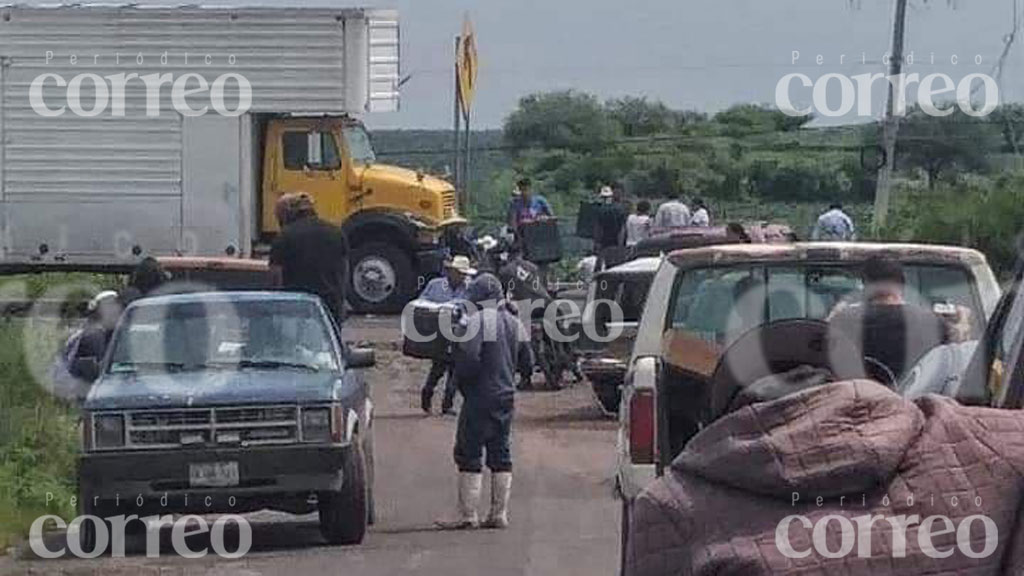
[319,444,369,545]
[349,242,417,314]
[78,495,111,555]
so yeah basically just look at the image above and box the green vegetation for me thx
[882,173,1024,277]
[0,319,79,551]
[377,92,1023,274]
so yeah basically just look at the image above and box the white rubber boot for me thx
[482,472,512,529]
[435,472,482,530]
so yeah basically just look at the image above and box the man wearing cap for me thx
[418,255,476,415]
[269,192,350,325]
[437,273,533,530]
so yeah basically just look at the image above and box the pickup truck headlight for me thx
[93,414,125,449]
[301,407,332,443]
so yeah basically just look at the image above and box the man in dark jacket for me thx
[437,273,533,530]
[120,257,171,304]
[830,256,947,380]
[269,192,350,324]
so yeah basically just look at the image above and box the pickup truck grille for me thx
[442,190,457,218]
[124,406,299,449]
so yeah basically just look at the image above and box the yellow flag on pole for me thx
[457,13,478,116]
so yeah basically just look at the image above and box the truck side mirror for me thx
[71,357,102,382]
[347,347,376,369]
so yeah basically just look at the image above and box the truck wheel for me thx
[349,242,416,314]
[319,443,369,545]
[78,496,111,555]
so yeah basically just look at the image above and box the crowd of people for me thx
[56,176,868,540]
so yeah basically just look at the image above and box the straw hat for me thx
[444,255,478,276]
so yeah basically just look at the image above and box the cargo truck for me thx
[0,4,463,313]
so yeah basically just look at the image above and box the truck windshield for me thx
[343,125,376,165]
[108,300,339,374]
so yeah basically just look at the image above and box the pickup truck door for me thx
[981,266,1024,408]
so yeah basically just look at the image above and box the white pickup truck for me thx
[615,242,1001,574]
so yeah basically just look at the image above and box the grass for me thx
[0,273,119,302]
[0,319,79,552]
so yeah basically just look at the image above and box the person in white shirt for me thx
[690,198,710,227]
[653,193,691,229]
[812,203,856,241]
[625,200,653,246]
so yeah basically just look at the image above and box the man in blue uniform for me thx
[437,273,533,530]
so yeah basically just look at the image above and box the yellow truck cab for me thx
[0,6,462,314]
[261,116,464,312]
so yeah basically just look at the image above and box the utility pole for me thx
[452,35,463,204]
[463,106,472,208]
[873,0,908,232]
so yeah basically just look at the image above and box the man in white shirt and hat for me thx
[419,255,477,415]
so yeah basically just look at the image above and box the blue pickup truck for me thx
[77,292,377,550]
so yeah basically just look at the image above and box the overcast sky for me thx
[360,0,1023,129]
[21,0,1024,129]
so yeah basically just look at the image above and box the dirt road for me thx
[4,317,621,575]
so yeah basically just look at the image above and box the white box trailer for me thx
[0,3,401,269]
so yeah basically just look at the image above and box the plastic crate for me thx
[519,219,563,264]
[401,301,453,361]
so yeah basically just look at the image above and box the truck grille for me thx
[124,406,299,449]
[442,189,457,218]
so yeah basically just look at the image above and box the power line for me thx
[375,131,1003,158]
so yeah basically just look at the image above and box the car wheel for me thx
[349,242,416,314]
[319,443,369,545]
[78,495,111,555]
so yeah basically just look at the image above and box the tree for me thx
[606,96,703,137]
[990,103,1024,155]
[713,104,812,136]
[896,107,997,188]
[503,91,619,153]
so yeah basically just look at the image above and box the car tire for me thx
[348,242,417,314]
[79,496,111,555]
[319,443,369,545]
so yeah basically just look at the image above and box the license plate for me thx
[189,461,239,488]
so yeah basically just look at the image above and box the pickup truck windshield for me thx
[108,300,339,374]
[343,125,376,166]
